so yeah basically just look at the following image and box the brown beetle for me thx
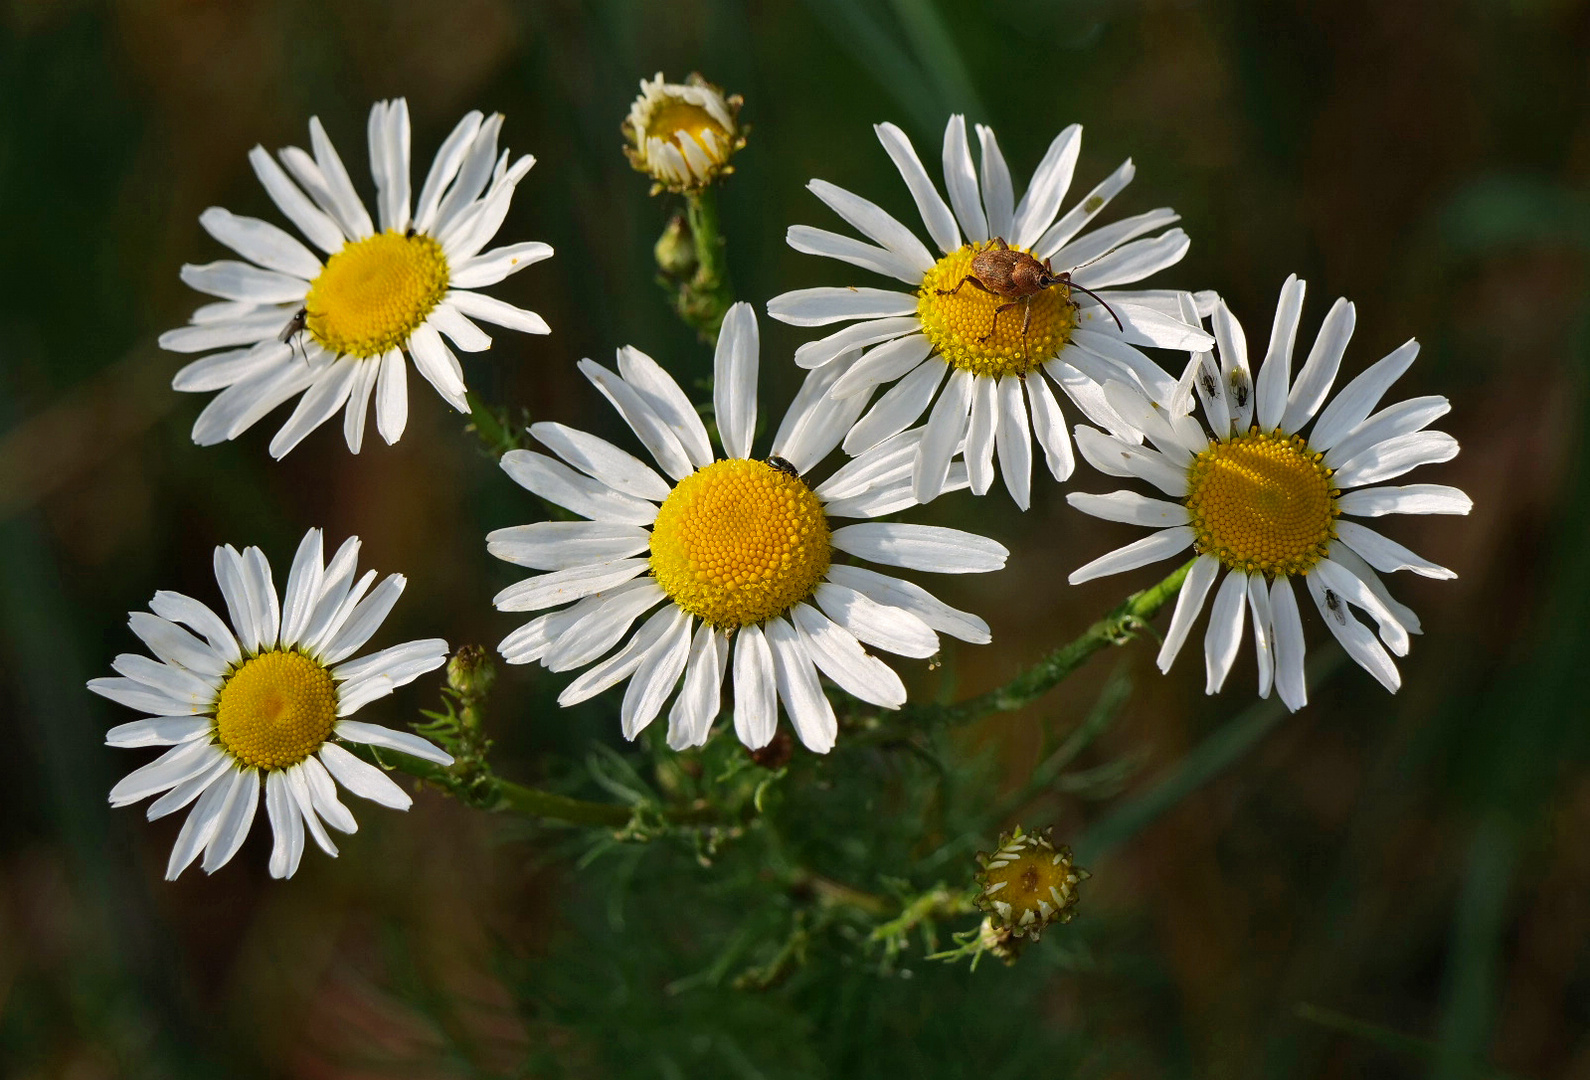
[934,238,1123,350]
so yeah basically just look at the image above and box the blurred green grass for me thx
[2,0,1588,1077]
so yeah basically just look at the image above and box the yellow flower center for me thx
[214,650,338,770]
[649,459,831,629]
[1184,428,1339,576]
[305,230,449,358]
[978,828,1086,935]
[645,101,731,161]
[917,242,1077,378]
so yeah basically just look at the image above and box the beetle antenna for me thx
[1062,280,1125,333]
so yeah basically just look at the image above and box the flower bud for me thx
[447,644,496,701]
[654,214,698,278]
[974,825,1089,940]
[622,72,745,193]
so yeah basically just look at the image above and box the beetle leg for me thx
[935,275,994,298]
[990,237,1010,251]
[979,301,1021,342]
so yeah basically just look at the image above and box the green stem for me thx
[912,559,1195,726]
[662,187,734,343]
[464,391,526,458]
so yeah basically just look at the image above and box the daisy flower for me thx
[89,528,453,880]
[621,72,745,193]
[488,302,1006,754]
[767,115,1212,510]
[1066,276,1473,710]
[160,100,553,459]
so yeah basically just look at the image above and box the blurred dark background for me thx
[2,0,1587,1076]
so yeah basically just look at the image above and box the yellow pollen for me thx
[1184,428,1339,576]
[214,650,338,770]
[305,230,449,358]
[645,101,731,161]
[650,459,831,629]
[916,241,1077,378]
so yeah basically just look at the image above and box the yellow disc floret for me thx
[917,242,1077,378]
[1184,428,1339,576]
[214,650,338,769]
[305,230,449,358]
[975,825,1089,940]
[650,459,831,628]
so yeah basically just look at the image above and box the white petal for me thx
[790,603,906,710]
[577,359,693,481]
[247,146,345,255]
[335,720,453,765]
[806,178,935,272]
[1027,371,1075,481]
[942,115,987,244]
[492,559,649,613]
[912,368,974,504]
[874,121,960,254]
[732,624,778,750]
[427,302,493,353]
[963,374,997,496]
[714,302,758,459]
[413,110,484,235]
[1067,526,1194,585]
[1047,206,1179,274]
[1269,577,1308,711]
[446,289,551,335]
[265,770,306,879]
[164,768,232,879]
[791,316,920,371]
[994,375,1033,509]
[1012,124,1082,249]
[108,738,219,806]
[1282,297,1355,431]
[557,605,677,707]
[1213,298,1254,433]
[241,545,280,651]
[111,653,214,704]
[332,638,448,684]
[342,356,380,453]
[765,618,838,753]
[268,357,360,458]
[766,287,919,327]
[1255,274,1306,430]
[449,240,554,289]
[831,333,935,400]
[1309,340,1419,451]
[318,573,406,664]
[1337,483,1472,518]
[319,742,411,810]
[814,582,938,658]
[1156,553,1219,672]
[769,354,865,473]
[376,348,408,444]
[530,422,672,502]
[180,260,307,304]
[486,520,652,571]
[198,207,322,280]
[147,591,240,665]
[406,323,468,412]
[201,768,260,874]
[787,225,924,284]
[1034,157,1137,258]
[1312,557,1410,657]
[667,623,728,750]
[1331,431,1460,489]
[433,113,504,233]
[285,765,337,858]
[823,563,990,644]
[620,609,693,739]
[1203,570,1247,694]
[617,346,714,469]
[1066,490,1189,527]
[105,715,211,748]
[1335,520,1454,579]
[975,124,1015,242]
[299,753,359,834]
[500,449,659,525]
[1247,572,1276,699]
[126,612,228,680]
[541,581,667,673]
[307,115,374,237]
[842,357,946,455]
[88,676,202,718]
[1324,396,1451,471]
[1070,230,1190,291]
[1305,574,1401,694]
[831,521,1007,574]
[1071,426,1188,497]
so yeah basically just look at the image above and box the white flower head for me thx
[767,115,1213,510]
[1066,276,1473,710]
[489,302,1007,755]
[621,72,745,193]
[161,100,554,459]
[89,529,453,880]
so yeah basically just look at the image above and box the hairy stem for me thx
[658,187,734,343]
[911,559,1196,726]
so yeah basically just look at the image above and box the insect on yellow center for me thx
[214,650,338,770]
[645,101,732,164]
[1184,429,1339,577]
[916,242,1078,379]
[305,230,450,358]
[649,459,831,629]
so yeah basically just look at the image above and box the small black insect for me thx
[1198,363,1219,400]
[279,306,309,363]
[765,456,800,478]
[1324,589,1347,625]
[1229,371,1251,410]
